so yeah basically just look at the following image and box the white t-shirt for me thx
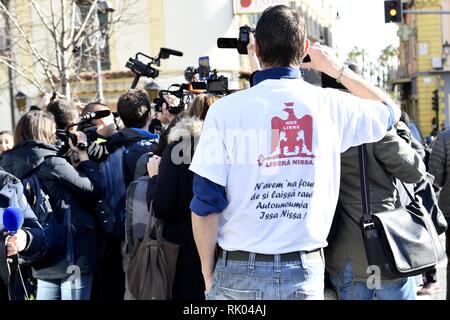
[190,78,392,254]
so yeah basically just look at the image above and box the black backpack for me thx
[21,161,65,261]
[98,139,156,239]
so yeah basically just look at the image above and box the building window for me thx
[74,2,111,74]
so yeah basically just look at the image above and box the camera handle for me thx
[131,74,141,89]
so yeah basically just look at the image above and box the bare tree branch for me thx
[0,56,47,93]
[71,0,99,46]
[30,0,56,36]
[0,1,57,88]
[49,0,62,72]
[0,0,139,97]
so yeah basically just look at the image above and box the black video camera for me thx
[126,48,183,89]
[153,84,190,114]
[56,130,87,153]
[189,69,229,95]
[126,53,159,82]
[55,110,112,155]
[217,25,255,55]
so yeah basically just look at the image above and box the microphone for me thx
[2,207,26,301]
[159,47,183,57]
[79,110,111,122]
[3,207,24,235]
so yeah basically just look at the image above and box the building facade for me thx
[393,0,450,137]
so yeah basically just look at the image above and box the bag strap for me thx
[145,200,156,239]
[63,196,74,265]
[358,145,375,229]
[399,181,417,204]
[144,200,166,242]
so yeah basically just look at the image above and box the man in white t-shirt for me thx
[190,5,400,300]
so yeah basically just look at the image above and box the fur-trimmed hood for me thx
[168,116,203,144]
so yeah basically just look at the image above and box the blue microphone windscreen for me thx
[3,207,24,234]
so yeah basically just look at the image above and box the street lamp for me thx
[443,40,450,65]
[15,91,27,112]
[98,0,115,13]
[145,80,161,102]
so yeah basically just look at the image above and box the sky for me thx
[331,0,400,64]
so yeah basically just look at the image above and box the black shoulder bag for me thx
[359,145,446,279]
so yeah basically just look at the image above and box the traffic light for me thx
[384,0,402,23]
[432,89,439,111]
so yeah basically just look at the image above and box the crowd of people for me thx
[0,5,448,301]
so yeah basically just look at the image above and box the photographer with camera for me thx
[94,90,158,300]
[81,102,118,142]
[0,110,102,300]
[46,98,85,160]
[105,90,159,182]
[78,102,121,163]
[191,5,401,300]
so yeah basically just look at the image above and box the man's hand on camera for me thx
[302,42,344,79]
[68,131,89,165]
[163,95,180,111]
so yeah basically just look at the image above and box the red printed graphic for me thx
[258,103,314,166]
[240,0,252,8]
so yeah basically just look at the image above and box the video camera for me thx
[190,70,229,95]
[217,25,254,55]
[184,57,230,95]
[153,84,190,114]
[126,47,183,89]
[217,26,312,63]
[56,130,87,152]
[56,110,112,154]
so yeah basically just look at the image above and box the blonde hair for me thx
[186,94,219,120]
[14,111,56,145]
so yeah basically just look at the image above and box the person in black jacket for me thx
[0,169,45,301]
[0,110,101,300]
[95,90,158,301]
[147,94,219,300]
[106,89,159,185]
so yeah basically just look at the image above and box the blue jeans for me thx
[206,249,325,300]
[330,262,416,300]
[36,274,93,300]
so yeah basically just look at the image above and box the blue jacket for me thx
[0,170,45,300]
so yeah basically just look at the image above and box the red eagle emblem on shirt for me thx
[258,103,314,166]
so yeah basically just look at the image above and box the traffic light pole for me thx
[432,90,440,135]
[403,10,450,14]
[436,104,439,135]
